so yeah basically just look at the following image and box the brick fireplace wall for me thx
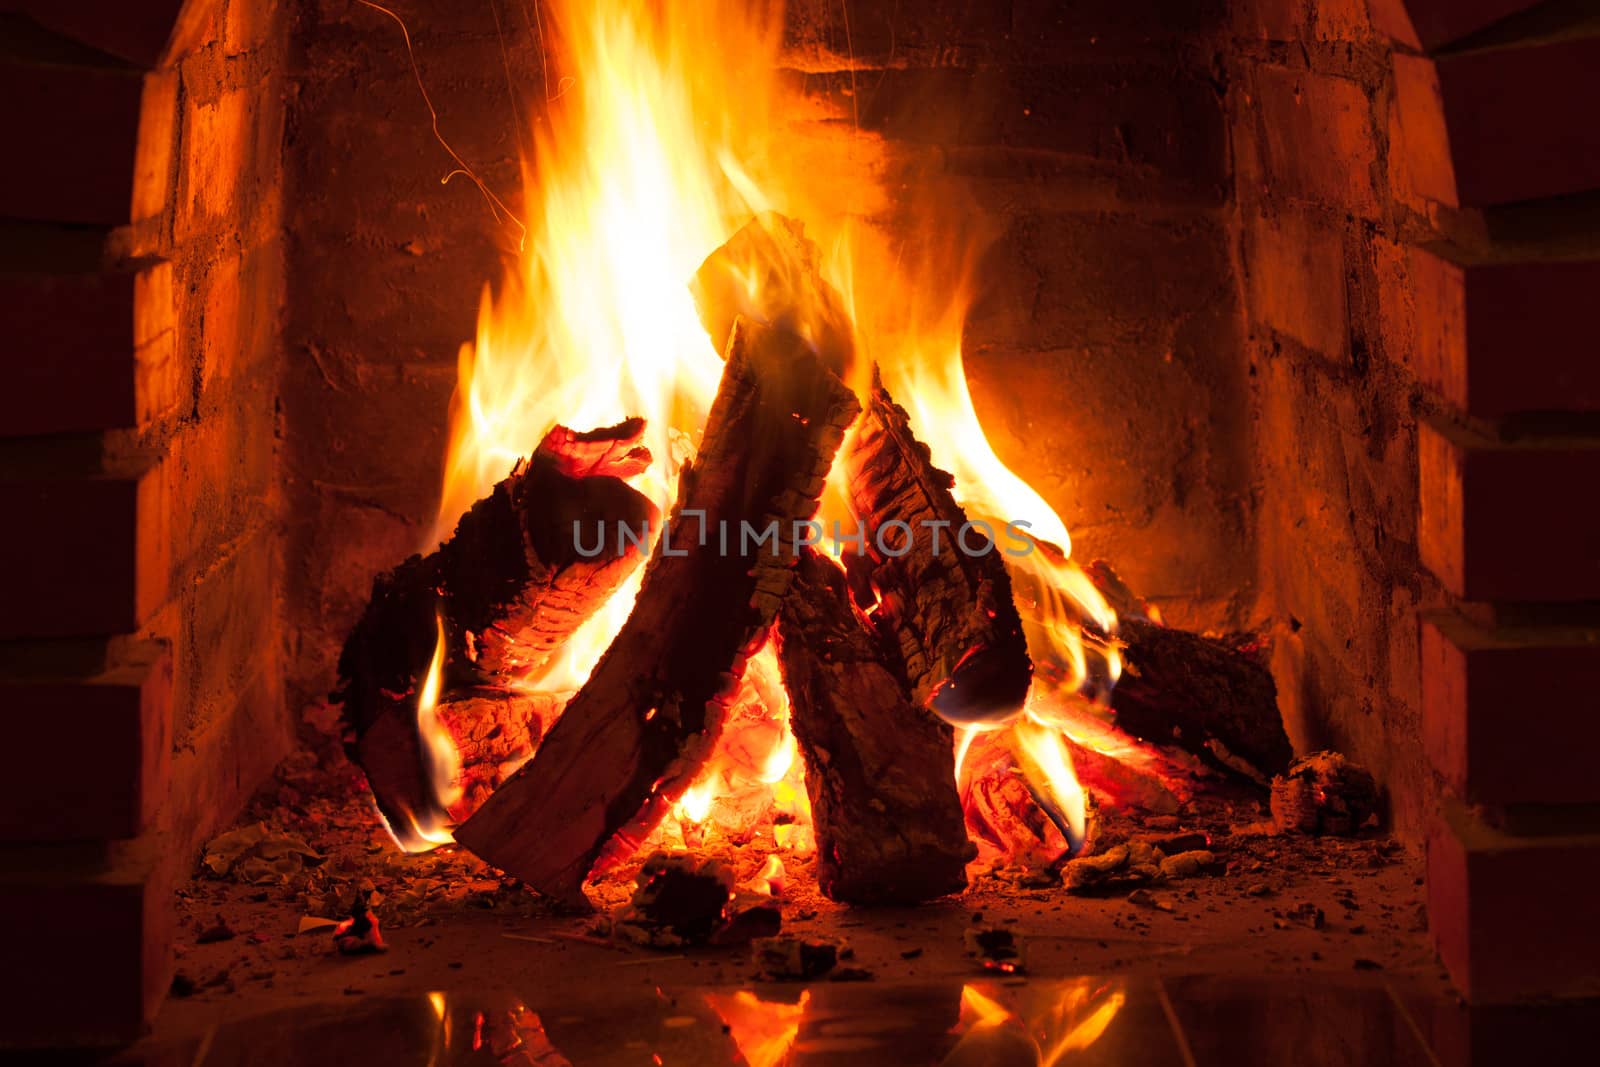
[1,0,1593,1046]
[0,0,291,1045]
[1234,0,1600,1001]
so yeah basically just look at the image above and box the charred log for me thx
[841,369,1033,724]
[454,318,861,904]
[335,420,655,831]
[1084,560,1292,780]
[777,549,974,904]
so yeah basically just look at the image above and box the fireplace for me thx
[2,0,1598,1053]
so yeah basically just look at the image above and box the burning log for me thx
[842,370,1034,724]
[776,549,975,904]
[1085,561,1292,780]
[454,318,861,904]
[335,419,656,832]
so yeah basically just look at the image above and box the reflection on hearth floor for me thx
[92,976,1597,1066]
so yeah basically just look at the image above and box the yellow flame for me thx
[1011,717,1088,853]
[388,610,461,852]
[435,0,799,539]
[674,779,715,825]
[402,0,1131,853]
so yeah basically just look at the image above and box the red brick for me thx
[1399,1,1545,50]
[178,86,252,238]
[1388,55,1455,210]
[1435,38,1600,207]
[9,1,189,68]
[1250,65,1379,217]
[0,261,179,437]
[1410,252,1600,417]
[0,58,144,225]
[1418,419,1600,601]
[1428,802,1600,1002]
[798,63,1228,193]
[0,646,171,840]
[0,849,171,1045]
[0,463,168,639]
[131,68,178,222]
[1245,208,1348,358]
[1422,612,1600,806]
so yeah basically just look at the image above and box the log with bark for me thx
[335,420,655,833]
[776,549,975,903]
[1083,560,1292,780]
[841,369,1033,725]
[454,318,861,904]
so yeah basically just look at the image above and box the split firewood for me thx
[776,549,975,904]
[334,419,656,833]
[841,368,1034,724]
[454,318,861,904]
[1083,560,1292,780]
[690,211,855,378]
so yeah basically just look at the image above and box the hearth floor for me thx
[140,747,1455,1055]
[112,973,1600,1066]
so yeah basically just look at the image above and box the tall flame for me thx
[386,609,459,851]
[390,0,1132,858]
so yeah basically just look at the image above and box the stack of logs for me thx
[338,213,1290,908]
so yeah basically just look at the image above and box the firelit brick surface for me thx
[1422,612,1600,806]
[1249,64,1380,219]
[1410,252,1600,417]
[0,848,172,1045]
[1418,419,1600,602]
[0,261,179,437]
[0,646,172,840]
[0,464,168,639]
[798,62,1229,194]
[1429,802,1600,1002]
[1244,208,1349,359]
[1435,37,1600,207]
[0,55,145,225]
[1387,54,1455,211]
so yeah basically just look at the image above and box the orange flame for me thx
[386,609,460,851]
[394,0,1138,857]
